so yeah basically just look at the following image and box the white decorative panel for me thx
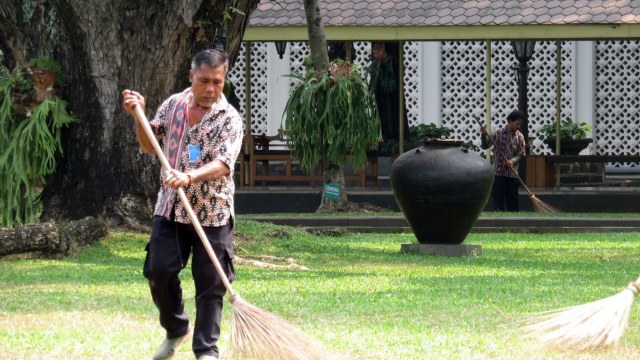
[595,40,640,167]
[228,42,246,123]
[440,41,487,147]
[288,41,310,87]
[249,42,269,135]
[440,41,574,153]
[353,41,371,78]
[403,41,420,127]
[527,41,574,155]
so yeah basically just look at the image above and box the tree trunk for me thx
[317,164,349,212]
[303,0,329,72]
[303,0,350,211]
[0,0,259,223]
[0,216,107,257]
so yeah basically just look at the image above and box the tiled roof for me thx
[248,0,640,27]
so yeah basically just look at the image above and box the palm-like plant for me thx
[283,59,380,210]
[0,56,79,227]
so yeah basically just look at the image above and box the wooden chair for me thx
[246,131,378,187]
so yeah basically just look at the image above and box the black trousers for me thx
[143,216,235,358]
[492,175,520,212]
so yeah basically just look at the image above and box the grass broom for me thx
[473,116,558,213]
[521,276,640,351]
[132,105,332,360]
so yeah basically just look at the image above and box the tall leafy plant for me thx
[283,59,380,178]
[0,56,78,227]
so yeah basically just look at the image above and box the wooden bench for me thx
[246,132,378,187]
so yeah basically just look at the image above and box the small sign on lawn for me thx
[323,183,341,200]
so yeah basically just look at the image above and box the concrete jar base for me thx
[401,243,483,257]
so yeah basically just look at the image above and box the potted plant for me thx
[538,119,592,155]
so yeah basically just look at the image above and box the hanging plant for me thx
[0,55,79,227]
[283,59,380,173]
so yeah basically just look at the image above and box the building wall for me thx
[229,40,639,168]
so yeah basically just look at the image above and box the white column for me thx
[573,41,596,151]
[266,43,291,135]
[421,42,441,126]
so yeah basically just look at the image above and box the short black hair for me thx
[191,49,229,74]
[506,110,525,123]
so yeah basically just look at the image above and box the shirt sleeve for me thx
[211,108,244,169]
[516,132,526,157]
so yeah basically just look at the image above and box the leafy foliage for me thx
[283,60,380,172]
[538,119,592,142]
[0,56,78,227]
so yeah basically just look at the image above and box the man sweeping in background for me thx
[480,110,526,212]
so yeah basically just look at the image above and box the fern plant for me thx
[283,59,380,173]
[0,56,78,227]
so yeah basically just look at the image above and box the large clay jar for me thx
[390,139,494,245]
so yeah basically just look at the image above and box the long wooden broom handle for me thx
[473,117,536,198]
[132,105,237,298]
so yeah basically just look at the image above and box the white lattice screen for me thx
[229,44,283,136]
[353,41,372,78]
[403,42,420,127]
[228,42,246,123]
[595,41,640,167]
[440,41,487,147]
[289,41,310,87]
[440,41,574,153]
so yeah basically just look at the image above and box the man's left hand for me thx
[163,169,191,189]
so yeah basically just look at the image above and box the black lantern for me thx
[275,41,287,59]
[511,40,536,178]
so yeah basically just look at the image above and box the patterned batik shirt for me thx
[490,127,526,178]
[150,88,243,227]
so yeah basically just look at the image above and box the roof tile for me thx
[248,0,640,27]
[395,1,409,10]
[408,2,422,11]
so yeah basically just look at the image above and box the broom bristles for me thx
[230,294,336,360]
[529,195,558,213]
[521,283,639,351]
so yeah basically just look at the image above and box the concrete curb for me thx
[238,215,640,233]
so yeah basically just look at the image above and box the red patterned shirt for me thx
[489,127,526,178]
[150,88,243,227]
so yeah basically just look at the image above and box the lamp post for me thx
[511,40,536,179]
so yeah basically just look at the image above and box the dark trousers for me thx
[492,175,520,212]
[143,216,235,358]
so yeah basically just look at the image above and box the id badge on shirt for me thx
[188,144,202,164]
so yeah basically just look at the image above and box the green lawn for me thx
[1,220,639,359]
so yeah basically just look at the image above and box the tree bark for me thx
[0,0,259,223]
[303,0,329,72]
[0,216,107,257]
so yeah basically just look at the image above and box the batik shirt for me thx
[489,127,526,178]
[150,88,243,227]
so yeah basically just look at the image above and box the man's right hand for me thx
[122,89,145,116]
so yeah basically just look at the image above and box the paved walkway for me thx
[238,215,640,233]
